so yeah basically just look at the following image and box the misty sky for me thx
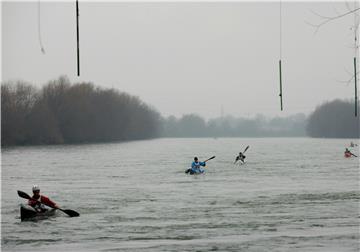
[2,1,359,119]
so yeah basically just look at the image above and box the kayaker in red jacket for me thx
[28,185,59,212]
[344,148,357,158]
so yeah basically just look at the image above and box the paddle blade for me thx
[204,156,215,162]
[243,146,250,153]
[17,190,31,200]
[61,209,80,217]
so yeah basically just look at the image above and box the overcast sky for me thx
[2,1,359,119]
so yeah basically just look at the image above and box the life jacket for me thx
[191,161,206,169]
[28,195,57,212]
[190,161,206,174]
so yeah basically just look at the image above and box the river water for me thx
[1,138,359,251]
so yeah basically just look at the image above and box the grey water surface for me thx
[1,138,359,251]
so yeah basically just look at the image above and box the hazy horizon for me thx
[2,1,358,119]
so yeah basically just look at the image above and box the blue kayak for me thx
[185,167,205,175]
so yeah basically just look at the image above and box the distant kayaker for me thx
[28,185,59,212]
[234,152,246,164]
[350,142,358,147]
[344,148,357,158]
[185,157,206,174]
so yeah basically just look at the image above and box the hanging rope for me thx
[38,0,46,54]
[76,0,80,76]
[278,0,283,111]
[354,58,358,116]
[353,1,359,116]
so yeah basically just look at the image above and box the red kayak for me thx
[344,152,352,158]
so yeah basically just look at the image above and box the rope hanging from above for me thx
[278,0,283,111]
[353,0,359,117]
[76,0,80,76]
[38,0,46,54]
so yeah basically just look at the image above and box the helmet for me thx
[32,185,40,192]
[194,157,198,161]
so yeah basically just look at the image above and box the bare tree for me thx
[307,2,359,116]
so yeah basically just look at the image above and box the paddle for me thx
[185,156,215,173]
[17,190,80,217]
[350,152,358,157]
[243,145,250,154]
[204,156,216,162]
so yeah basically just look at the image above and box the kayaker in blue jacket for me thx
[185,157,206,174]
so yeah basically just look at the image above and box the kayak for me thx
[186,167,205,175]
[344,152,352,158]
[20,204,57,221]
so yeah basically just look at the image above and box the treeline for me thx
[307,99,359,138]
[1,76,161,146]
[4,77,356,146]
[162,113,307,137]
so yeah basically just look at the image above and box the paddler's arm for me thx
[41,196,59,208]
